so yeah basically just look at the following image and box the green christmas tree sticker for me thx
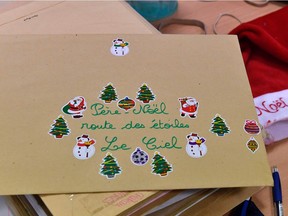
[210,114,230,136]
[49,116,70,139]
[100,153,121,179]
[99,83,118,103]
[151,152,172,177]
[136,84,155,104]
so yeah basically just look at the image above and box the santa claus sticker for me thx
[185,133,207,158]
[62,96,87,119]
[110,38,129,56]
[179,97,199,118]
[73,135,96,160]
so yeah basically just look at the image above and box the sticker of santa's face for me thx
[185,133,207,158]
[73,134,96,160]
[110,38,129,56]
[62,96,87,119]
[178,97,199,119]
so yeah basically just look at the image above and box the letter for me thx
[121,121,133,129]
[81,123,89,129]
[90,103,104,116]
[159,102,169,114]
[101,136,118,152]
[142,136,157,150]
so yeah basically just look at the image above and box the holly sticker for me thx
[100,153,122,179]
[244,120,260,135]
[118,97,136,112]
[210,114,230,136]
[185,133,207,158]
[62,96,87,119]
[99,83,118,103]
[131,147,149,166]
[136,83,155,104]
[246,137,259,153]
[49,116,70,139]
[179,97,199,118]
[151,152,172,177]
[110,38,129,56]
[73,135,96,160]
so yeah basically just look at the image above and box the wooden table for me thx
[153,1,284,34]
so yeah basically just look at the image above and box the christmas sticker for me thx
[246,137,259,153]
[110,38,129,56]
[62,96,87,119]
[185,133,207,158]
[151,152,172,177]
[49,116,70,139]
[244,120,260,135]
[118,97,136,112]
[131,147,149,166]
[210,114,230,136]
[73,134,96,160]
[100,153,122,179]
[99,83,118,103]
[179,97,199,118]
[136,83,156,104]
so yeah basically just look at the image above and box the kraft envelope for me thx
[0,35,272,195]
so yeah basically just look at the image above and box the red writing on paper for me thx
[101,192,145,207]
[255,97,288,116]
[102,192,128,205]
[114,192,145,207]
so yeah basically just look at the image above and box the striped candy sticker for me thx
[244,120,260,135]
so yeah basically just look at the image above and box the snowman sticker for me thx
[185,133,207,158]
[110,38,129,56]
[179,97,199,118]
[73,135,96,160]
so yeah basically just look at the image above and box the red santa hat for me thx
[187,133,198,138]
[77,134,89,140]
[229,6,288,144]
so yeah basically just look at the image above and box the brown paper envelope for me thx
[0,1,157,34]
[0,34,272,195]
[41,191,157,216]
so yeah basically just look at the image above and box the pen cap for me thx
[273,170,282,202]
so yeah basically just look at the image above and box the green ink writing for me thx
[121,121,145,129]
[101,136,131,152]
[90,103,121,116]
[133,102,168,115]
[81,121,116,130]
[142,136,181,150]
[150,119,189,129]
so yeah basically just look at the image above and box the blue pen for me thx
[272,166,284,216]
[240,197,251,216]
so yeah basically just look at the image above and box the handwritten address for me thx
[80,101,187,152]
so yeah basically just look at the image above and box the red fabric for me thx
[229,6,288,98]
